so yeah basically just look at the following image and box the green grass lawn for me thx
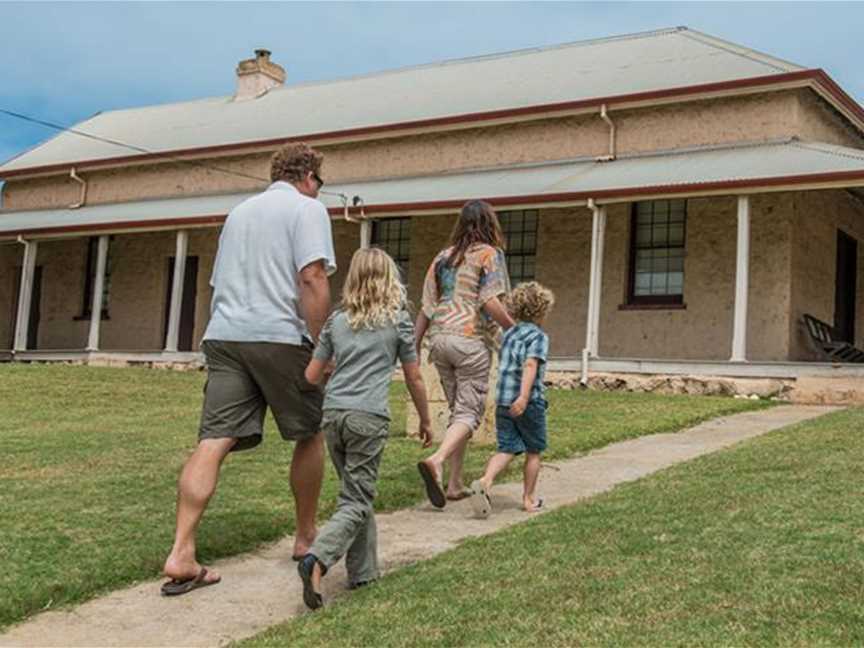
[242,406,864,647]
[0,364,767,629]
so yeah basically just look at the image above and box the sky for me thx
[1,1,863,166]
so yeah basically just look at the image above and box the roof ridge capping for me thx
[791,139,864,162]
[67,28,705,118]
[677,28,805,73]
[280,26,690,87]
[40,27,695,118]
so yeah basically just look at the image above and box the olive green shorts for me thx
[199,340,323,452]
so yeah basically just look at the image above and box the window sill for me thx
[618,303,687,311]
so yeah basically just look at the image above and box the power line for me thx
[1,108,272,183]
[0,107,352,203]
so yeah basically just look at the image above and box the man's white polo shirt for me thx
[203,181,337,345]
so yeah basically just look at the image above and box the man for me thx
[161,142,335,596]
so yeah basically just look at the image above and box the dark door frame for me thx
[162,256,199,352]
[834,229,858,344]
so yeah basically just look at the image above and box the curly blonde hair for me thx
[270,142,323,183]
[342,248,407,330]
[507,281,555,324]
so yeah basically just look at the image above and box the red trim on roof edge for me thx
[0,70,836,180]
[811,69,864,125]
[5,168,864,239]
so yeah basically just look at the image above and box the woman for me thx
[415,200,514,508]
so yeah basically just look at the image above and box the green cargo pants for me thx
[310,409,389,586]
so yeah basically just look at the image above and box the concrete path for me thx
[0,405,838,647]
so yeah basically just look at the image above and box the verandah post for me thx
[164,230,189,353]
[85,235,109,351]
[731,195,750,362]
[13,239,38,352]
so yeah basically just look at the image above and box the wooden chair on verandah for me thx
[802,313,864,363]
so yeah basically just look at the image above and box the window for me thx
[79,236,112,319]
[371,218,411,280]
[628,200,686,305]
[499,209,539,284]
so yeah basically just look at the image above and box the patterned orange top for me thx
[421,243,510,343]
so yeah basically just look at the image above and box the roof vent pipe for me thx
[69,167,87,209]
[596,104,616,162]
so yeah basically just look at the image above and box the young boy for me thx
[470,281,555,518]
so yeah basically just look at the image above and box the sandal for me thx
[469,480,492,519]
[297,554,326,610]
[160,567,221,597]
[524,497,545,513]
[417,461,446,508]
[446,488,473,501]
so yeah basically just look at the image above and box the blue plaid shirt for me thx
[496,322,549,406]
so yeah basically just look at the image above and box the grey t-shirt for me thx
[313,309,418,419]
[204,181,336,345]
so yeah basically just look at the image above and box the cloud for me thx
[1,1,863,161]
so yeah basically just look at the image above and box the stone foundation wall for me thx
[547,370,864,405]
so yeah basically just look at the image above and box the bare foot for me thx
[292,528,317,559]
[523,496,545,513]
[445,486,472,501]
[163,555,221,584]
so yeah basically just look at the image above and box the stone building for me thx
[3,28,864,396]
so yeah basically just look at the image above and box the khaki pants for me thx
[310,410,389,586]
[429,334,492,432]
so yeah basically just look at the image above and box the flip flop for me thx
[297,555,325,610]
[446,488,473,501]
[525,497,545,513]
[417,461,446,509]
[469,480,492,519]
[160,567,221,597]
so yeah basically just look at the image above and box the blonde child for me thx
[299,248,432,610]
[470,281,555,518]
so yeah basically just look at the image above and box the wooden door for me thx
[834,230,858,344]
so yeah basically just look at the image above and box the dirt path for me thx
[0,405,837,647]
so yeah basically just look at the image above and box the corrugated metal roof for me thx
[0,27,804,173]
[2,138,862,239]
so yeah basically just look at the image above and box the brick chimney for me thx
[234,49,286,100]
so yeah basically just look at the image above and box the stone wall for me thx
[598,194,793,361]
[0,244,22,349]
[0,192,806,360]
[1,89,820,211]
[795,90,864,149]
[0,229,220,352]
[547,370,864,406]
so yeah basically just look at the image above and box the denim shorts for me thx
[495,400,547,455]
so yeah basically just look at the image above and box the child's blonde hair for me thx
[342,247,407,330]
[507,281,555,324]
